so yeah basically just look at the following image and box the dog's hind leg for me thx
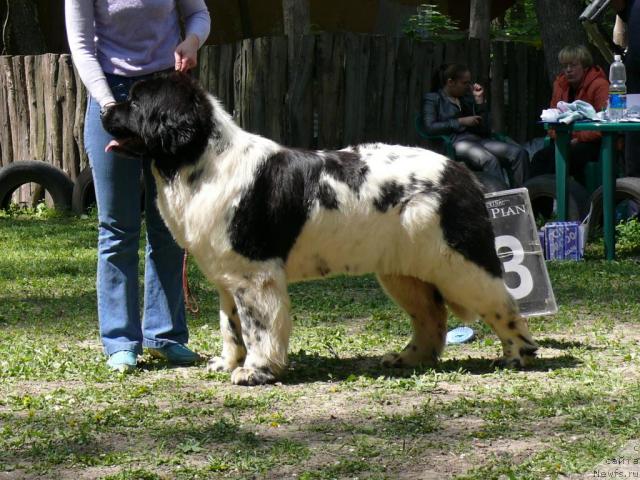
[436,266,538,368]
[377,274,447,367]
[229,269,291,386]
[207,287,247,373]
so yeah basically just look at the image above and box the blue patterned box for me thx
[542,222,584,260]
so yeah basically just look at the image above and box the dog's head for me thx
[102,71,214,178]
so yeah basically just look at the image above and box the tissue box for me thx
[542,222,585,260]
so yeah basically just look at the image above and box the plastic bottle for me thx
[608,54,627,121]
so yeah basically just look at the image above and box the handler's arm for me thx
[178,0,211,47]
[64,0,115,108]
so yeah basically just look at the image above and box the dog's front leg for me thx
[207,287,246,373]
[229,270,291,386]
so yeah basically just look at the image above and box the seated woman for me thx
[530,45,609,178]
[422,63,528,187]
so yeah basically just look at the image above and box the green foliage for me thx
[0,202,64,220]
[615,217,640,256]
[403,4,462,41]
[492,0,540,43]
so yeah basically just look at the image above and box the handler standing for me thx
[65,1,210,372]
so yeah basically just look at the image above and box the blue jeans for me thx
[84,73,187,356]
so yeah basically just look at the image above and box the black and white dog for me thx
[102,72,537,386]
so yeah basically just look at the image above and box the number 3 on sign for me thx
[495,235,534,300]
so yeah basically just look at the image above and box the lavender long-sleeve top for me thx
[65,0,210,107]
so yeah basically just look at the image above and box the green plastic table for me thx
[544,121,640,260]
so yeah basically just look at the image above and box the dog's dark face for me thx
[102,71,214,178]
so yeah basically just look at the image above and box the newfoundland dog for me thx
[102,72,537,386]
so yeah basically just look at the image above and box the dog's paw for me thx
[207,356,238,373]
[231,366,276,386]
[381,352,406,368]
[381,348,438,368]
[492,352,536,370]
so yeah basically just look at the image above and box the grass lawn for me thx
[1,213,640,479]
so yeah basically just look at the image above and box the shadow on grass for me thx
[281,351,581,385]
[537,337,600,351]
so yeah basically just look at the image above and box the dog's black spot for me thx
[227,320,244,347]
[508,320,516,330]
[323,151,369,192]
[229,148,370,261]
[374,181,405,212]
[517,334,536,347]
[318,182,339,210]
[229,149,323,261]
[436,161,502,277]
[433,288,444,305]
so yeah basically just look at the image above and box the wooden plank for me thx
[506,42,518,141]
[516,42,529,142]
[33,55,46,163]
[73,62,88,171]
[285,34,315,148]
[265,35,287,143]
[316,33,345,149]
[343,33,369,146]
[12,56,30,162]
[363,35,386,143]
[490,41,505,134]
[407,38,429,145]
[1,56,19,163]
[0,56,13,166]
[218,43,235,114]
[58,54,78,178]
[234,39,253,129]
[24,56,38,160]
[392,36,412,144]
[43,53,62,169]
[380,37,398,145]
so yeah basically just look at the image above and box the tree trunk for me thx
[0,0,46,55]
[534,0,603,83]
[469,0,491,93]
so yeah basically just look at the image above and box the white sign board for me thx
[485,188,557,317]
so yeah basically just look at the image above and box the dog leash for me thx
[182,250,200,316]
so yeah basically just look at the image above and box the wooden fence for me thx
[0,35,550,179]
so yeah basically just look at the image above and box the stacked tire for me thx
[524,174,590,222]
[0,161,74,211]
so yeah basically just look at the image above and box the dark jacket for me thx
[422,89,490,139]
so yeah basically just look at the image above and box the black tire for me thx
[72,165,146,215]
[72,166,96,215]
[474,171,510,194]
[524,174,590,223]
[0,161,73,211]
[587,177,640,237]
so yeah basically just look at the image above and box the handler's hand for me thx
[472,83,485,104]
[175,34,200,72]
[459,115,483,127]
